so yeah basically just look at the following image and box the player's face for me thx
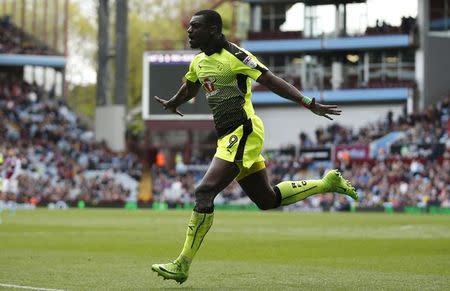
[187,15,211,49]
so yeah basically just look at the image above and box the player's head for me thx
[187,10,223,49]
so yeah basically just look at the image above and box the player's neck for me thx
[201,34,227,56]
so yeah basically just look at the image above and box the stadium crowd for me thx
[151,96,450,211]
[0,77,142,206]
[1,11,448,213]
[299,96,449,149]
[2,73,446,211]
[1,15,448,211]
[0,16,57,55]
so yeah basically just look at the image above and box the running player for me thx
[152,9,358,284]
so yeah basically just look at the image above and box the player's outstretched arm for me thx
[154,80,201,116]
[256,70,341,120]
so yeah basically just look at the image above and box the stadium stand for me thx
[0,15,58,55]
[0,77,142,206]
[0,12,447,212]
[0,16,143,207]
[150,96,449,211]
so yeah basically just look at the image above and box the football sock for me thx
[176,211,214,265]
[275,179,327,206]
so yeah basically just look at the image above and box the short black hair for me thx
[194,9,222,33]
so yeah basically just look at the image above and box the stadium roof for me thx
[252,87,411,104]
[244,0,366,5]
[242,34,412,53]
[0,54,66,68]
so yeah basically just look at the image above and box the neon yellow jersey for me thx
[185,42,268,137]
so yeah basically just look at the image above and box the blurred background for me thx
[0,0,449,214]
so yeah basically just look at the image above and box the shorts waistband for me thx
[216,118,252,138]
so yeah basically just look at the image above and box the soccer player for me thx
[152,9,358,284]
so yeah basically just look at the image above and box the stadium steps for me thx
[370,131,405,157]
[138,168,152,202]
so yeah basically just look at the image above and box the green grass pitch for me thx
[0,209,449,290]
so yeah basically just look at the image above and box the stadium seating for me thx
[0,75,450,210]
[150,96,449,211]
[0,15,58,55]
[1,14,447,211]
[0,78,142,206]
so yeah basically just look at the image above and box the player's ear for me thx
[210,25,218,35]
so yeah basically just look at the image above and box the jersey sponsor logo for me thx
[243,56,257,69]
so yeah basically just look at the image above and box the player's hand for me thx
[154,96,184,116]
[308,98,341,120]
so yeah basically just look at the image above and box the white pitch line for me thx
[0,283,66,291]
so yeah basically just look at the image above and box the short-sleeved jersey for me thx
[185,42,268,137]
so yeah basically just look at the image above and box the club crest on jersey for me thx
[243,56,257,69]
[203,77,216,92]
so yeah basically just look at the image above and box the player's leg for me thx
[237,165,280,210]
[177,157,238,262]
[238,166,357,209]
[274,169,358,205]
[152,157,239,283]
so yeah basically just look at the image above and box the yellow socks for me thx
[275,179,327,206]
[176,211,214,264]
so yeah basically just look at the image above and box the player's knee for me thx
[254,189,281,210]
[194,199,214,213]
[193,185,216,213]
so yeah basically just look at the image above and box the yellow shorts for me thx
[214,116,266,181]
